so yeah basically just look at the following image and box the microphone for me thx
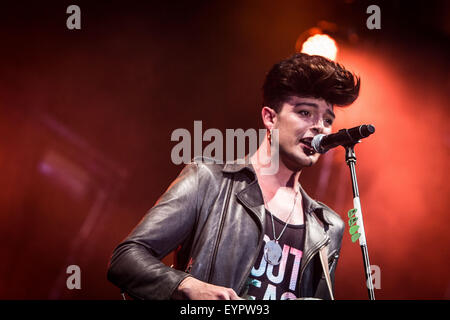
[311,124,375,154]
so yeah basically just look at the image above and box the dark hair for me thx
[262,53,360,111]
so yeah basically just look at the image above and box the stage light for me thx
[301,33,338,61]
[295,24,339,61]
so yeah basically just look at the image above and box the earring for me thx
[268,129,272,145]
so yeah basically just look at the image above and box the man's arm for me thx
[107,161,242,300]
[107,162,200,300]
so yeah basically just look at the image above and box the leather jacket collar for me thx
[222,160,333,226]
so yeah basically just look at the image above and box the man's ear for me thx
[261,106,277,130]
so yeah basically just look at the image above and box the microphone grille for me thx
[311,134,326,154]
[360,124,376,137]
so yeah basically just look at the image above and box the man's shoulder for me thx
[190,156,227,174]
[191,156,253,175]
[181,156,230,186]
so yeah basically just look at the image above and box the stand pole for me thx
[345,144,376,300]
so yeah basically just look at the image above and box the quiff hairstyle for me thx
[263,53,360,111]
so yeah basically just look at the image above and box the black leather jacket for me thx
[107,159,345,300]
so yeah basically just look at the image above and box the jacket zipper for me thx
[207,179,234,282]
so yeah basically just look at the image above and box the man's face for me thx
[272,96,335,170]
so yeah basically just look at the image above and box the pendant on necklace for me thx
[264,240,283,265]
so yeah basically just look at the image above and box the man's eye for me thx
[299,110,310,116]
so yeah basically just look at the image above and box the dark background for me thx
[0,0,449,299]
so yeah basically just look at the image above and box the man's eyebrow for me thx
[326,109,336,119]
[294,102,335,119]
[294,102,318,108]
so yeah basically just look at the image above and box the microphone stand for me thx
[344,144,376,300]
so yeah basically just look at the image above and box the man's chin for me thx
[281,154,319,171]
[301,155,317,167]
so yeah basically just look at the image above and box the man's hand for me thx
[172,276,243,300]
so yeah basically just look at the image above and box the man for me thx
[107,53,360,300]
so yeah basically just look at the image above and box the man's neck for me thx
[250,139,302,194]
[250,139,305,224]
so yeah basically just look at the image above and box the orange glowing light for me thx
[301,34,338,61]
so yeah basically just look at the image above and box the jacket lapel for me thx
[298,186,331,279]
[235,180,266,230]
[223,161,265,231]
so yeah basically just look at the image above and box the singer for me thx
[107,53,360,300]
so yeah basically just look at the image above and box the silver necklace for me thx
[263,187,300,265]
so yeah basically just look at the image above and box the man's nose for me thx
[311,122,325,134]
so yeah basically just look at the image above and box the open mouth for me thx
[299,137,316,156]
